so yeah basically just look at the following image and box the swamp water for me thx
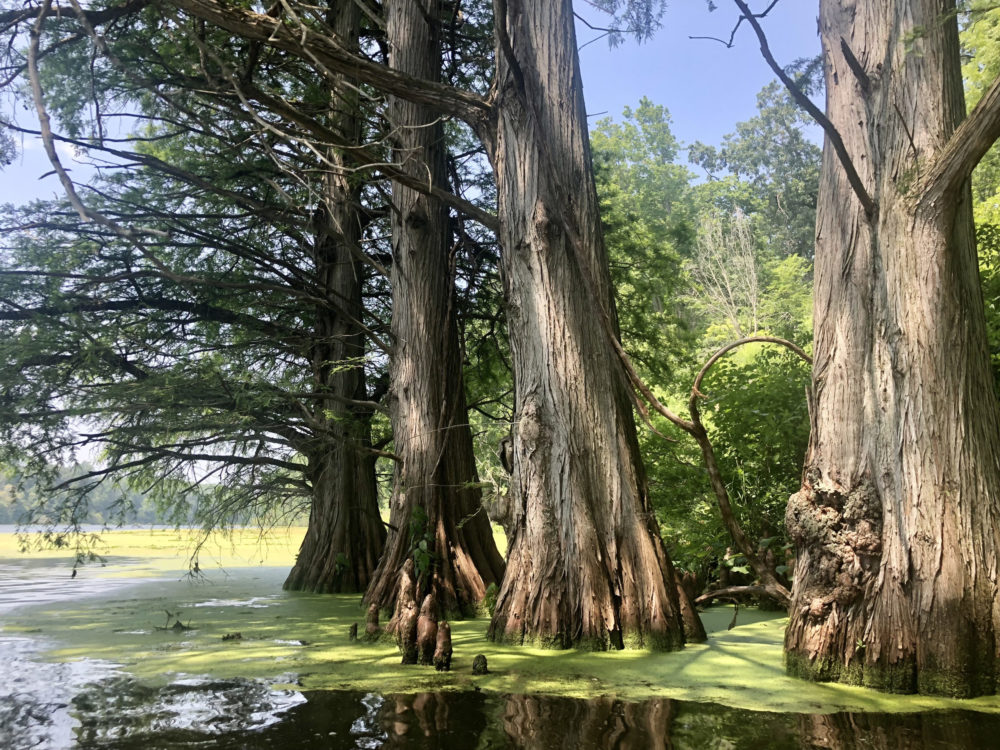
[2,529,1000,749]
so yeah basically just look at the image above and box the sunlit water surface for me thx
[3,549,1000,749]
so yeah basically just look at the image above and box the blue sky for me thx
[0,1,821,206]
[576,1,822,151]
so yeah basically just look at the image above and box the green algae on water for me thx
[5,528,1000,716]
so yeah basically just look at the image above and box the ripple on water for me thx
[191,596,276,609]
[70,674,307,746]
[0,633,121,749]
[0,631,308,749]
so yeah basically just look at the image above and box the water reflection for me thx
[6,667,1000,748]
[501,694,675,749]
[250,691,1000,750]
[799,711,1000,750]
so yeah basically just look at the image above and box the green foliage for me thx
[481,581,499,616]
[592,98,698,384]
[962,8,1000,398]
[586,1,668,46]
[964,3,1000,225]
[760,255,813,341]
[408,504,434,577]
[593,84,818,582]
[0,464,192,526]
[0,2,406,540]
[978,223,1000,392]
[699,348,811,540]
[0,128,14,166]
[689,59,822,260]
[645,346,810,576]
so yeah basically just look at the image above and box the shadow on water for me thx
[7,675,1000,750]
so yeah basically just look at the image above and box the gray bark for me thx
[363,0,504,618]
[785,0,1000,696]
[484,0,691,650]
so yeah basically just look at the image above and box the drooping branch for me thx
[921,68,1000,207]
[683,336,812,608]
[731,0,876,219]
[167,0,493,130]
[0,0,150,29]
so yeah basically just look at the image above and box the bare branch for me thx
[731,0,876,218]
[695,585,781,605]
[688,0,779,48]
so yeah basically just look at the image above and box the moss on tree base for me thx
[487,626,684,653]
[785,651,996,699]
[6,530,1000,713]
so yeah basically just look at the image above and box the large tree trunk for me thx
[484,0,693,650]
[284,433,385,593]
[284,0,386,593]
[785,0,1000,696]
[282,192,387,594]
[363,0,504,618]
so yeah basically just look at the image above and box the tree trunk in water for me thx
[363,0,504,618]
[785,1,1000,696]
[484,0,692,650]
[284,432,385,593]
[799,712,995,750]
[284,0,385,593]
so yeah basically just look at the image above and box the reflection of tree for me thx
[378,692,489,750]
[799,711,1000,750]
[502,694,675,750]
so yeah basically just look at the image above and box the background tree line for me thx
[2,0,1000,696]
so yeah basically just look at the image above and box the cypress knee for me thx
[395,559,418,663]
[416,594,438,665]
[433,621,452,671]
[364,603,381,642]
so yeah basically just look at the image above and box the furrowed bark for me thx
[284,0,385,593]
[363,0,503,620]
[785,0,1000,697]
[484,0,692,651]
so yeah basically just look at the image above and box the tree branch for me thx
[0,0,149,31]
[0,297,293,340]
[236,81,499,231]
[695,585,780,605]
[166,0,492,129]
[921,69,1000,207]
[731,0,876,219]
